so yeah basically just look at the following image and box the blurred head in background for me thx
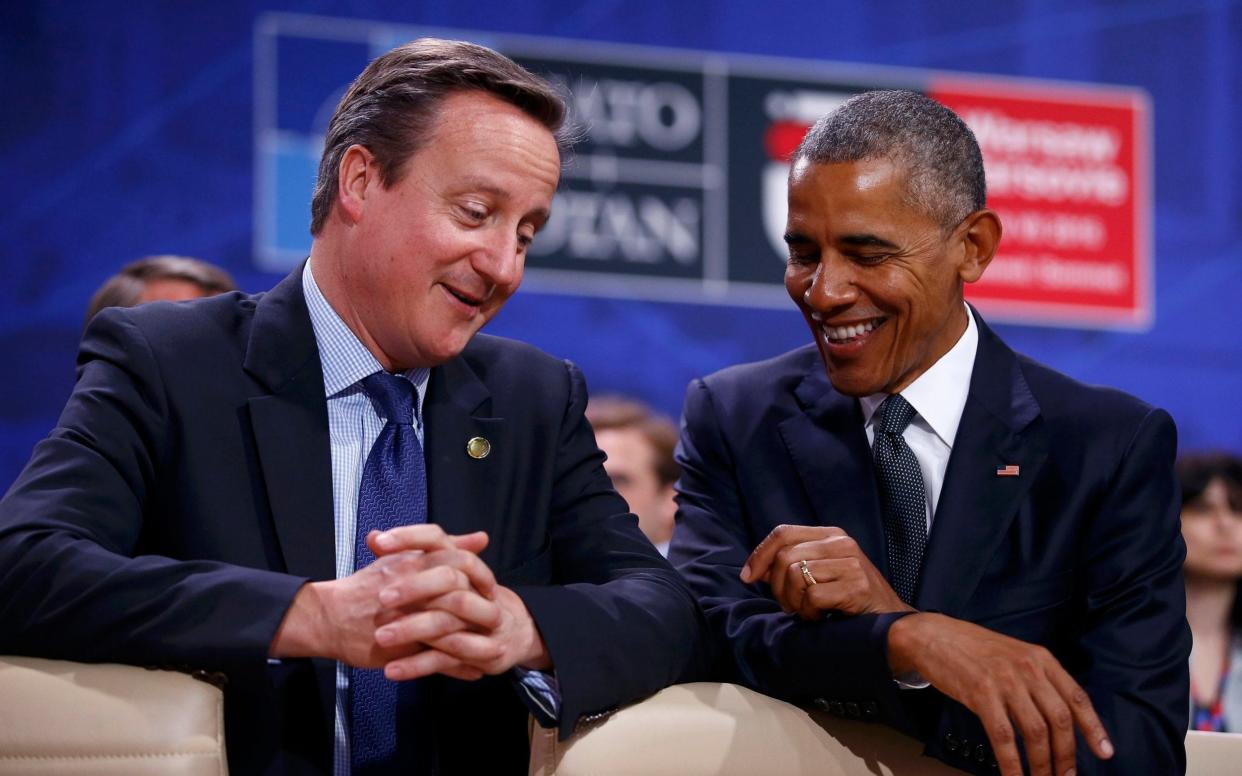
[1177,451,1242,731]
[587,395,680,555]
[85,255,236,326]
[1179,452,1242,590]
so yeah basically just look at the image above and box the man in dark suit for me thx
[670,90,1188,775]
[0,39,703,775]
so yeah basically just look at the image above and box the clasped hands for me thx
[741,524,1114,776]
[273,524,549,682]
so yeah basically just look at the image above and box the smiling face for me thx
[783,156,998,397]
[317,90,561,370]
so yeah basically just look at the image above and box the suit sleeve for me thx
[1072,408,1189,773]
[513,361,709,739]
[0,309,304,677]
[670,377,914,728]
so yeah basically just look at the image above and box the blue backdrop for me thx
[2,0,1240,489]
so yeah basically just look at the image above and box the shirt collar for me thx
[859,304,978,448]
[302,260,429,399]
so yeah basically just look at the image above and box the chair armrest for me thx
[1186,730,1242,776]
[0,656,227,775]
[529,681,958,775]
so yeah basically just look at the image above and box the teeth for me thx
[824,318,881,342]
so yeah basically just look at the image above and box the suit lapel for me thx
[241,265,338,736]
[915,315,1049,615]
[777,354,888,573]
[243,266,336,584]
[423,352,512,571]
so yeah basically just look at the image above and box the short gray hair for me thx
[794,90,986,230]
[309,38,573,235]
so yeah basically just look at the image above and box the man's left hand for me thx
[741,524,912,618]
[368,528,551,681]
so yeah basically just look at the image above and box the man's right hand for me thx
[269,525,493,673]
[887,613,1114,776]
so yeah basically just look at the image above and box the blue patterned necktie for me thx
[351,371,427,775]
[872,394,928,605]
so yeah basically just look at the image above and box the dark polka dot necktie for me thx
[872,394,927,605]
[351,371,426,774]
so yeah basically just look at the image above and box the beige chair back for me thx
[0,656,227,775]
[533,682,1242,775]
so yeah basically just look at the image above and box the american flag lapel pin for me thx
[996,464,1020,477]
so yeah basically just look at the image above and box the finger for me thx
[450,531,489,555]
[385,648,467,681]
[426,630,507,670]
[741,524,837,583]
[1027,668,1078,775]
[794,559,856,618]
[439,664,485,681]
[770,542,825,609]
[375,608,470,650]
[1007,689,1053,776]
[378,564,471,610]
[770,547,797,611]
[424,589,503,632]
[976,699,1024,776]
[419,547,498,597]
[369,524,453,556]
[1048,666,1113,761]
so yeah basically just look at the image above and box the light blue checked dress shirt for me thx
[300,262,558,776]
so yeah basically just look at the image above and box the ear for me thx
[336,144,376,224]
[955,209,1002,284]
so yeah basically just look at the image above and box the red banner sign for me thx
[931,79,1151,328]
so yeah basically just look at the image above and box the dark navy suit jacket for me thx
[670,312,1189,774]
[0,267,704,775]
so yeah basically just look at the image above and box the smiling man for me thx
[0,39,704,775]
[670,90,1188,775]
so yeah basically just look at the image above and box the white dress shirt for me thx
[858,304,978,530]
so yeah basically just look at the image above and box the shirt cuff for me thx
[893,670,931,690]
[511,666,561,727]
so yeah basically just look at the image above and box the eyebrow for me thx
[837,233,900,250]
[783,231,900,250]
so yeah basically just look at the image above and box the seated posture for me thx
[1179,451,1242,732]
[0,39,703,775]
[671,90,1188,776]
[586,395,681,555]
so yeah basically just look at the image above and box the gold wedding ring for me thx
[799,559,818,587]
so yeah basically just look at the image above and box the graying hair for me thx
[309,38,573,235]
[794,90,986,230]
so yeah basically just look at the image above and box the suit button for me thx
[944,733,959,753]
[829,701,845,716]
[974,744,987,763]
[862,701,879,719]
[845,702,861,719]
[812,698,831,712]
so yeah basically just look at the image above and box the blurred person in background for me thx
[1179,452,1242,732]
[84,254,236,326]
[586,396,680,555]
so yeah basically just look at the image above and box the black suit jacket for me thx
[670,312,1189,774]
[0,267,704,774]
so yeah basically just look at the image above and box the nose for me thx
[473,230,524,290]
[804,253,858,313]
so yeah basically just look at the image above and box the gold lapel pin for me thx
[466,436,491,460]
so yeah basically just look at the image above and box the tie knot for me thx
[876,394,916,435]
[361,372,418,425]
